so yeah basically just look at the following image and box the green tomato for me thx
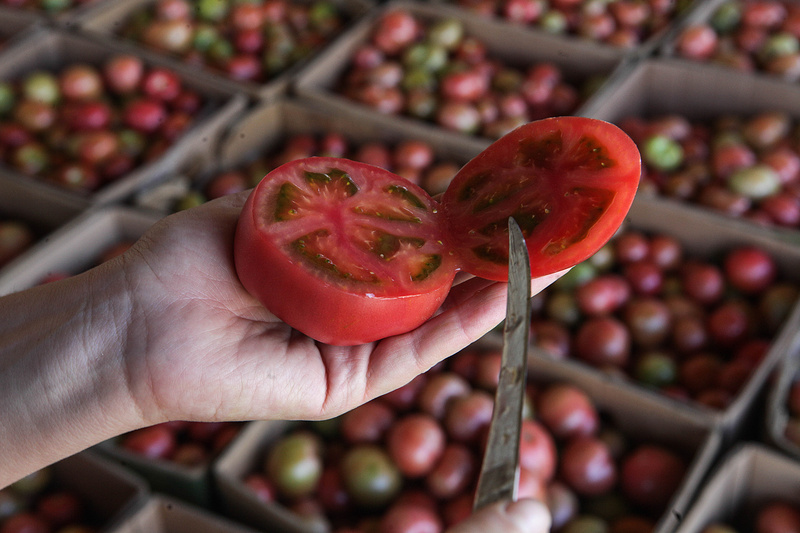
[728,164,780,199]
[197,0,229,22]
[709,1,741,34]
[0,82,14,116]
[265,431,323,500]
[428,18,464,50]
[341,445,402,509]
[22,71,60,105]
[553,261,597,291]
[643,135,684,172]
[634,351,677,388]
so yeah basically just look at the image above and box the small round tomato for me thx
[386,413,446,478]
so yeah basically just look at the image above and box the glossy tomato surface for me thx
[235,117,640,345]
[234,157,456,345]
[442,116,641,280]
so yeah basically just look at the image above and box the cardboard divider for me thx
[213,367,721,533]
[0,27,247,212]
[766,346,800,460]
[49,451,150,532]
[109,495,261,533]
[293,0,628,152]
[71,0,375,101]
[673,443,800,532]
[0,206,161,296]
[0,6,41,45]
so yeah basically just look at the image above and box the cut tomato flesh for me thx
[443,116,640,281]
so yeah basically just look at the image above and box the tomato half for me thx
[442,116,640,280]
[234,157,457,345]
[234,117,640,345]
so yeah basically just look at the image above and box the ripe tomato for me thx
[235,117,640,345]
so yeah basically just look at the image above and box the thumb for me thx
[446,499,552,533]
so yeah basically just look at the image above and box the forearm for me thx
[0,263,144,487]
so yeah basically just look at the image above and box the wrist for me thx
[0,261,145,486]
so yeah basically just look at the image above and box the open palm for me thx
[118,191,564,426]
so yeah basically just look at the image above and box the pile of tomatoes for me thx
[0,467,99,533]
[168,132,463,214]
[118,421,244,468]
[0,54,205,194]
[622,112,800,229]
[702,500,800,533]
[529,229,797,409]
[119,0,346,83]
[450,0,693,48]
[337,9,595,139]
[241,346,688,532]
[674,0,800,81]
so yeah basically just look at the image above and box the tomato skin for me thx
[234,158,456,346]
[442,116,640,281]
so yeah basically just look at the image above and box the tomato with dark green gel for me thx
[234,117,640,345]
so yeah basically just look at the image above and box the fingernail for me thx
[505,499,552,530]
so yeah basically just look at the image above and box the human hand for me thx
[116,191,566,427]
[448,499,552,533]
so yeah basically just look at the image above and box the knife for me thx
[473,217,531,511]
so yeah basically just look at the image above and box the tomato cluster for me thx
[674,0,800,80]
[337,9,596,139]
[0,0,97,15]
[119,0,345,83]
[0,219,35,269]
[169,132,463,213]
[702,500,800,533]
[0,467,99,533]
[450,0,692,49]
[0,55,203,194]
[621,112,800,229]
[118,421,244,467]
[241,346,688,532]
[530,229,798,409]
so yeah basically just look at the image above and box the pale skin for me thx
[0,191,560,531]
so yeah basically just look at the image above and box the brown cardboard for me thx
[132,97,481,214]
[673,443,800,532]
[293,0,627,153]
[0,6,40,45]
[110,495,260,533]
[0,27,247,211]
[71,0,375,101]
[213,371,720,533]
[0,206,161,296]
[49,450,150,532]
[766,347,800,460]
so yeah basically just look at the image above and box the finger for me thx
[447,499,552,533]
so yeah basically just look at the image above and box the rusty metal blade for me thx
[473,217,531,510]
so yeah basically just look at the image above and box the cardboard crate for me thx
[23,450,150,532]
[766,332,800,460]
[294,0,627,154]
[583,57,800,247]
[213,369,720,533]
[0,28,247,212]
[132,97,481,214]
[673,443,800,533]
[429,0,703,63]
[0,6,40,46]
[110,495,260,533]
[95,422,250,508]
[0,205,161,296]
[71,0,375,101]
[658,0,800,85]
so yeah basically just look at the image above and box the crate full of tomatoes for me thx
[211,344,719,533]
[0,29,246,213]
[72,0,375,100]
[131,98,480,215]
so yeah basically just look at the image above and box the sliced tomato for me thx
[442,116,640,281]
[234,157,457,345]
[235,118,641,345]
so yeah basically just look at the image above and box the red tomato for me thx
[441,116,640,280]
[386,413,446,478]
[620,445,686,511]
[235,117,640,344]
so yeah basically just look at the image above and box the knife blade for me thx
[473,217,531,511]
